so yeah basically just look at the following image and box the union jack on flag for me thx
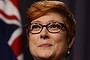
[0,0,23,60]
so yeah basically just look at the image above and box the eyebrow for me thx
[31,21,40,24]
[31,20,64,24]
[31,20,53,22]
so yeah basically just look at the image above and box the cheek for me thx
[52,33,68,54]
[52,33,67,43]
[28,34,39,54]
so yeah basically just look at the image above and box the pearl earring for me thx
[67,48,70,55]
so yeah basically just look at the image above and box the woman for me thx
[26,0,76,60]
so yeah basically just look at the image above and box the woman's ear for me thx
[68,37,75,48]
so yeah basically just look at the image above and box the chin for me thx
[34,51,54,60]
[37,53,51,58]
[34,54,53,60]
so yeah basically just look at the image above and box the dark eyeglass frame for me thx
[28,22,67,34]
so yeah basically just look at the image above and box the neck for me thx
[34,57,66,60]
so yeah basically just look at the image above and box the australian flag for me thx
[0,0,23,60]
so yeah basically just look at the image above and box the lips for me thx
[39,43,53,47]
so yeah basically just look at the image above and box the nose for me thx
[40,27,50,39]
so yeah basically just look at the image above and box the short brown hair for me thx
[26,1,76,42]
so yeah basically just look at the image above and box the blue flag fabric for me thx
[0,0,23,60]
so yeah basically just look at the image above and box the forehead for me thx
[31,12,65,24]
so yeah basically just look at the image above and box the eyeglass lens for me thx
[29,22,67,34]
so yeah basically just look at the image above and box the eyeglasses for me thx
[28,22,67,34]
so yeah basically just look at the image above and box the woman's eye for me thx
[52,24,59,28]
[31,25,41,30]
[49,24,61,29]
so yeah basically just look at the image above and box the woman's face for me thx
[28,12,70,59]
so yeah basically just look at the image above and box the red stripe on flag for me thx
[0,10,18,21]
[11,35,22,57]
[10,0,19,9]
